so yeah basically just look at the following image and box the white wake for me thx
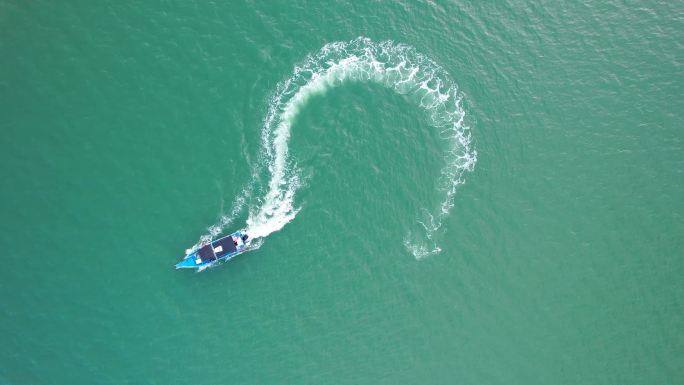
[202,37,476,259]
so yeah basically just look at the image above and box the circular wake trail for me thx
[212,37,476,259]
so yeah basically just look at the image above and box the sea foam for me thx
[202,37,476,260]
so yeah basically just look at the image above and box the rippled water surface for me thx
[1,1,682,384]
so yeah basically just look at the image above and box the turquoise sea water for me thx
[1,1,683,384]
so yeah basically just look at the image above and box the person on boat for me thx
[233,234,247,247]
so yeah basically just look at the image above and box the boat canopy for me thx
[197,245,217,262]
[213,236,237,258]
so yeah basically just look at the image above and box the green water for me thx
[1,1,683,384]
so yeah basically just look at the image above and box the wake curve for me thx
[202,37,476,260]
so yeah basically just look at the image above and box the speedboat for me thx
[175,229,252,270]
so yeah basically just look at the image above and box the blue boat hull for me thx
[175,229,251,270]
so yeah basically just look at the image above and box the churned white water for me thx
[203,37,476,259]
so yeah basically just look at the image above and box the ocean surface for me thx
[1,1,683,384]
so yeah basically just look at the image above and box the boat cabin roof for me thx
[195,234,239,263]
[213,236,237,258]
[197,245,217,262]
